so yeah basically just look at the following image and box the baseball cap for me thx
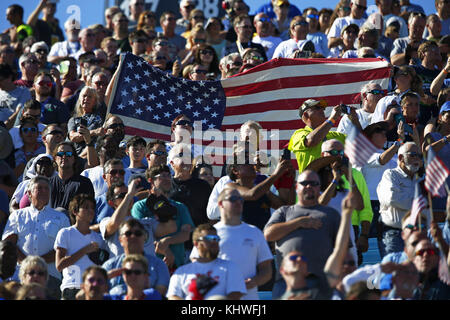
[298,99,327,117]
[276,0,290,6]
[440,101,450,114]
[362,121,389,139]
[30,41,49,54]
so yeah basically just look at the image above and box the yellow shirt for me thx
[288,126,346,173]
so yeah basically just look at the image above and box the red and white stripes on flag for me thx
[344,125,379,168]
[110,56,390,176]
[425,147,449,198]
[408,182,428,226]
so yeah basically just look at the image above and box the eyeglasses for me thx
[123,269,146,276]
[257,17,271,23]
[176,119,192,126]
[113,192,127,200]
[107,123,124,130]
[324,149,344,156]
[288,254,307,262]
[197,235,220,242]
[121,230,144,238]
[248,55,264,62]
[307,14,319,20]
[87,277,105,285]
[368,89,384,95]
[415,248,438,257]
[107,169,125,176]
[192,69,207,74]
[56,151,74,157]
[355,4,367,10]
[200,49,213,55]
[36,49,48,55]
[47,130,63,136]
[297,180,320,187]
[27,270,46,276]
[37,80,52,87]
[293,21,309,27]
[404,223,426,231]
[21,127,38,134]
[151,150,168,157]
[340,6,351,11]
[224,195,244,203]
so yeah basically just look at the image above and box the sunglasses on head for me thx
[21,127,38,133]
[123,269,145,276]
[288,254,307,262]
[324,149,344,156]
[176,119,192,126]
[298,180,320,187]
[415,248,438,257]
[108,169,125,176]
[56,151,74,157]
[107,123,124,130]
[122,230,144,238]
[293,21,309,27]
[47,130,63,136]
[197,235,220,242]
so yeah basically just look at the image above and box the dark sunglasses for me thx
[298,180,320,187]
[324,149,344,156]
[47,130,63,136]
[87,277,105,285]
[224,195,244,203]
[197,235,220,242]
[200,49,213,55]
[293,21,309,27]
[404,223,426,231]
[192,69,208,74]
[368,89,384,95]
[151,150,168,156]
[288,254,307,262]
[107,169,125,176]
[36,49,48,55]
[415,248,438,257]
[113,192,127,200]
[307,14,319,19]
[122,230,144,238]
[56,151,74,157]
[123,269,145,276]
[27,270,46,276]
[194,38,206,43]
[176,120,192,126]
[257,17,271,23]
[249,55,264,61]
[21,127,38,133]
[355,4,367,10]
[107,123,124,130]
[37,80,52,87]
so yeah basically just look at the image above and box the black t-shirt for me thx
[169,177,212,227]
[242,194,272,231]
[49,174,95,210]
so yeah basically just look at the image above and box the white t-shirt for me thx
[361,151,398,200]
[272,38,311,59]
[167,258,247,299]
[54,225,106,290]
[327,16,366,39]
[252,35,283,60]
[99,216,158,258]
[206,175,233,220]
[190,221,273,300]
[337,108,373,134]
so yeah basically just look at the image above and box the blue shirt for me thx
[108,288,162,300]
[255,2,301,20]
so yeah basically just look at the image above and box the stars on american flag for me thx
[110,53,226,130]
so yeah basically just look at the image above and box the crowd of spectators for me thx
[0,0,449,301]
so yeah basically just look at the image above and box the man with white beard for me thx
[376,142,429,258]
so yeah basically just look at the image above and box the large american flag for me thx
[424,147,449,198]
[107,53,390,175]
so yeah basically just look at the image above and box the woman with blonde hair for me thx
[67,86,105,155]
[137,10,157,31]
